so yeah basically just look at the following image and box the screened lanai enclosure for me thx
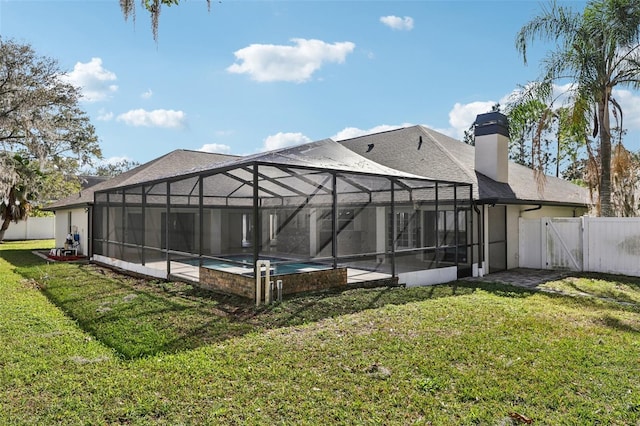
[92,140,477,302]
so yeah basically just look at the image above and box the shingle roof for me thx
[45,150,240,210]
[78,175,110,189]
[47,127,589,210]
[173,138,428,180]
[338,125,590,206]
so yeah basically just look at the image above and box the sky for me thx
[2,0,640,168]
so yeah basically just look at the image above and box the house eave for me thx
[474,198,588,209]
[42,201,92,212]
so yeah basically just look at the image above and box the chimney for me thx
[473,111,509,183]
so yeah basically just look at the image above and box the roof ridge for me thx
[419,126,478,183]
[176,149,242,157]
[336,126,410,143]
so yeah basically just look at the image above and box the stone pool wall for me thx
[199,266,348,299]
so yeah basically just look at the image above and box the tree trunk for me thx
[0,217,11,243]
[556,136,560,178]
[599,89,613,217]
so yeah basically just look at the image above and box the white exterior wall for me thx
[3,216,55,240]
[506,205,520,269]
[53,207,89,255]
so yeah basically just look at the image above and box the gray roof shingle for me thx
[338,125,590,206]
[45,150,239,210]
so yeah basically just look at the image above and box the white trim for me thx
[399,266,457,287]
[92,254,168,279]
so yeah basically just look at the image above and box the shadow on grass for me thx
[0,247,51,268]
[11,244,635,358]
[7,248,500,359]
[601,315,640,333]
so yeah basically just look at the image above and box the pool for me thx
[190,255,347,299]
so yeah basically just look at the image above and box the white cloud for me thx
[448,101,497,139]
[227,38,356,83]
[262,132,312,151]
[64,58,118,102]
[141,89,153,99]
[613,89,640,130]
[332,124,412,141]
[197,143,232,154]
[380,15,414,31]
[103,156,133,165]
[96,109,114,121]
[116,109,186,128]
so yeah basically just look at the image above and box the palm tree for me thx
[516,0,640,216]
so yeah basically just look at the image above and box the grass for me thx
[2,240,640,424]
[539,272,640,307]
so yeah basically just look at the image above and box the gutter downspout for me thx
[483,204,490,276]
[473,201,483,277]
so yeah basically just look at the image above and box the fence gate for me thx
[519,217,583,271]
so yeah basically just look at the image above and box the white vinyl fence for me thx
[3,217,55,241]
[520,216,640,277]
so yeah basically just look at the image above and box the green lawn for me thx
[2,240,640,425]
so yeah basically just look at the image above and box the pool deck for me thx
[144,260,393,286]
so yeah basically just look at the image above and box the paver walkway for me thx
[463,268,640,308]
[462,268,570,290]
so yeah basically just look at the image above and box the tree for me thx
[0,38,101,242]
[120,0,211,41]
[91,159,141,177]
[516,0,640,216]
[611,143,640,216]
[505,93,587,180]
[505,97,549,170]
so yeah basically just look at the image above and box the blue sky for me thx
[2,0,639,167]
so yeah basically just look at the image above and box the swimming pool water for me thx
[182,256,331,276]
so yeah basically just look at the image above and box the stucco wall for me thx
[53,207,89,255]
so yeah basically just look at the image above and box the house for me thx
[339,112,589,273]
[45,113,589,299]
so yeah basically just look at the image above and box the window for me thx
[438,211,455,246]
[269,213,278,242]
[389,211,414,249]
[424,209,468,248]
